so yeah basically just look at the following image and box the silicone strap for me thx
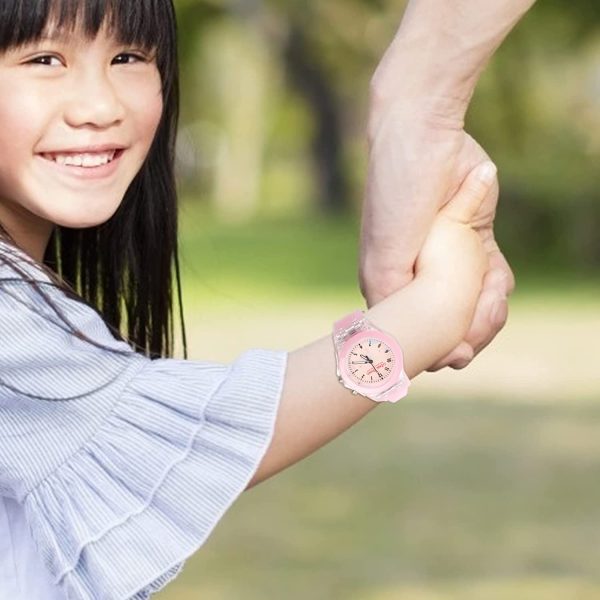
[333,310,367,353]
[334,310,364,335]
[373,375,410,403]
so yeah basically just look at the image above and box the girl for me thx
[0,0,498,599]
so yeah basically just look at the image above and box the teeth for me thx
[48,150,117,168]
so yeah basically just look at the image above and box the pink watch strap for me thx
[375,376,410,403]
[334,310,364,335]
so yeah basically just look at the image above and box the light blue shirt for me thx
[0,240,287,599]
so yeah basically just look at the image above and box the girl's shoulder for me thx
[0,238,54,285]
[0,238,66,330]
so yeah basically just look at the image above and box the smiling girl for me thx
[0,1,497,599]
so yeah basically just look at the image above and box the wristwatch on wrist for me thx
[332,310,410,403]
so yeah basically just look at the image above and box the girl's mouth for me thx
[37,149,126,180]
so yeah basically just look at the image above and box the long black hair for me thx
[0,0,187,360]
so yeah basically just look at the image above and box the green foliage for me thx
[173,1,600,272]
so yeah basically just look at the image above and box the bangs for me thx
[0,0,174,54]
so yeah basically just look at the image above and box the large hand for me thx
[360,108,515,371]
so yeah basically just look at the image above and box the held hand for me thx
[360,115,514,371]
[359,0,536,370]
[415,162,495,335]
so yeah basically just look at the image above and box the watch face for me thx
[346,337,395,385]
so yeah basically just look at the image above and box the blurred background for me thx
[161,1,600,598]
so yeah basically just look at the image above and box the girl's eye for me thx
[28,55,62,67]
[112,53,148,65]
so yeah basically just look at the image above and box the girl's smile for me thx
[36,147,127,181]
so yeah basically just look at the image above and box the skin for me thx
[0,21,163,262]
[360,0,537,371]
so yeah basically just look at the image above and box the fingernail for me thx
[478,161,497,184]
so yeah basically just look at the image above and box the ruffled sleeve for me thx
[0,244,287,599]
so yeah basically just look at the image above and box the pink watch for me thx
[332,310,410,403]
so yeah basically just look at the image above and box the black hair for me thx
[0,0,187,361]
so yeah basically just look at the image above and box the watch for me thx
[332,310,410,403]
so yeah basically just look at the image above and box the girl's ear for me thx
[440,161,497,224]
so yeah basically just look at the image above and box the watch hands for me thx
[359,354,384,379]
[371,364,384,379]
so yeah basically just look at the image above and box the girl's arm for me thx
[248,162,494,488]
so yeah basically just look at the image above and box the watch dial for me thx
[347,338,395,385]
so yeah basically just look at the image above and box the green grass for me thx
[178,207,362,303]
[159,399,600,600]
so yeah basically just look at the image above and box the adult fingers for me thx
[427,341,474,372]
[427,266,511,371]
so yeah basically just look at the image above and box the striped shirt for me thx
[0,240,287,599]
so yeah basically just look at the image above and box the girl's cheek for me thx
[0,81,47,138]
[138,90,163,141]
[119,73,163,141]
[0,111,31,158]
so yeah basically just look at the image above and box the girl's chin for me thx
[38,202,123,230]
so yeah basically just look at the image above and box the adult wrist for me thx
[370,0,536,129]
[369,34,477,129]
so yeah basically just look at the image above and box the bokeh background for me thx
[161,1,600,598]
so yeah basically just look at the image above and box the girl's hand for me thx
[415,162,498,342]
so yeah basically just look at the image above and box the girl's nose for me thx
[63,70,126,129]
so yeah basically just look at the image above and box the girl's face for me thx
[0,21,163,258]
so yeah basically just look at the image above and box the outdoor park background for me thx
[160,1,600,598]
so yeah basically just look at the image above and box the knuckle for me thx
[450,345,474,370]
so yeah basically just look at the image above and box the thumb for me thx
[440,161,497,224]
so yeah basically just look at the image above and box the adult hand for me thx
[357,0,537,370]
[360,106,514,371]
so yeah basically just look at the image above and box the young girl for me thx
[0,1,498,599]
